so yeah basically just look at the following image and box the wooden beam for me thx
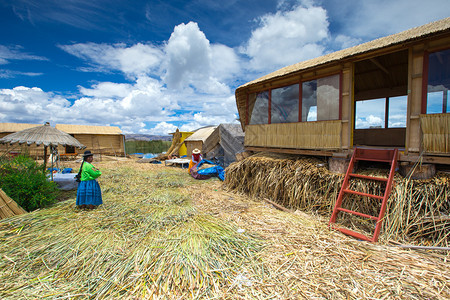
[399,153,450,165]
[370,58,389,74]
[245,146,335,157]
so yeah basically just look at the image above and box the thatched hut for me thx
[55,124,125,157]
[184,126,218,157]
[235,17,450,168]
[0,123,125,158]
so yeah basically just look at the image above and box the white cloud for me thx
[79,82,133,98]
[241,3,329,72]
[162,22,239,94]
[0,45,48,64]
[146,122,178,135]
[324,0,450,40]
[59,42,163,79]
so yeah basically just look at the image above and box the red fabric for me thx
[192,153,202,163]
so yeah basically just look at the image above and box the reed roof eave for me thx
[55,124,123,135]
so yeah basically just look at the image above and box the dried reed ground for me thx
[0,159,448,299]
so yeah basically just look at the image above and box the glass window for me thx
[427,48,450,114]
[355,98,385,129]
[271,84,299,123]
[388,96,407,128]
[302,80,317,121]
[302,74,340,122]
[249,91,269,124]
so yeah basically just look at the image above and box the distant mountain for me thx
[125,134,172,141]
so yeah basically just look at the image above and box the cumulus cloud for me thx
[241,3,329,71]
[145,122,178,135]
[162,22,239,94]
[79,82,133,98]
[0,78,181,134]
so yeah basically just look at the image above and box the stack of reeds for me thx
[0,163,262,299]
[224,152,449,247]
[0,189,26,219]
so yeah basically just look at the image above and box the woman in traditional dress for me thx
[188,148,202,172]
[76,150,102,209]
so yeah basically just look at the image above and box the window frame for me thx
[245,71,342,125]
[421,46,450,114]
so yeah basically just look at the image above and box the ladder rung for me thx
[355,157,392,163]
[337,207,379,220]
[349,173,388,182]
[331,226,373,242]
[343,189,384,200]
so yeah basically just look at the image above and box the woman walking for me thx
[76,150,102,209]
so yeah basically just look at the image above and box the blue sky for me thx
[0,0,448,135]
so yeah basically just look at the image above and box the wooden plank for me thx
[399,154,450,165]
[245,146,335,157]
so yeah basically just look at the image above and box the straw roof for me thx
[238,17,450,90]
[0,123,41,133]
[184,126,217,142]
[55,124,123,135]
[0,122,85,148]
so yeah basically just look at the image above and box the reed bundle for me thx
[0,160,448,299]
[224,152,450,247]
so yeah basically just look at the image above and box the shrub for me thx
[0,155,60,212]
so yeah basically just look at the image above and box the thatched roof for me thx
[0,123,41,133]
[184,126,217,142]
[0,123,85,148]
[55,124,123,135]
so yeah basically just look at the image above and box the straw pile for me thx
[0,160,448,299]
[0,189,27,219]
[224,152,450,247]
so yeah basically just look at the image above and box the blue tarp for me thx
[195,160,225,181]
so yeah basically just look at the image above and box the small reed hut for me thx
[184,126,218,157]
[55,124,125,157]
[0,123,44,158]
[1,123,125,158]
[235,17,450,169]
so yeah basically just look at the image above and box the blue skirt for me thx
[76,180,103,206]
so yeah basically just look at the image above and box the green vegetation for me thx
[125,140,172,154]
[0,155,59,211]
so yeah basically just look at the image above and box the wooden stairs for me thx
[329,147,398,242]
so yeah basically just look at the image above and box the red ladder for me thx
[329,147,398,242]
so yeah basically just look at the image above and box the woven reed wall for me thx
[73,134,124,156]
[245,120,342,149]
[420,113,450,153]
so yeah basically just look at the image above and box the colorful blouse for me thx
[79,162,102,181]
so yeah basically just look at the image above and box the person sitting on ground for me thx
[76,150,103,210]
[188,148,202,172]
